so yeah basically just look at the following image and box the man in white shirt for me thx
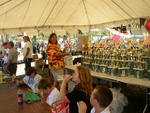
[77,85,113,113]
[22,36,33,71]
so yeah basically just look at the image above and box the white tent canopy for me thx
[0,0,150,35]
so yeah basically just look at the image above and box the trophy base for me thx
[118,67,129,77]
[91,63,99,72]
[82,62,90,69]
[133,68,144,79]
[108,66,118,76]
[99,65,108,74]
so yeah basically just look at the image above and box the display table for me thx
[0,82,51,113]
[65,65,150,88]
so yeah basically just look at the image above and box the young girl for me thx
[60,66,93,113]
[38,78,60,106]
[19,67,42,95]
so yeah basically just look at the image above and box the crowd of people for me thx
[0,33,113,113]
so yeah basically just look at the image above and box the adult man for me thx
[4,41,18,76]
[2,42,9,70]
[23,36,33,71]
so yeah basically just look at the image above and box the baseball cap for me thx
[23,36,29,39]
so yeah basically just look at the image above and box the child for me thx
[38,78,60,106]
[77,85,113,113]
[19,67,42,95]
[60,66,93,113]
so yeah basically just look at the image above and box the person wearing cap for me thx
[4,41,18,76]
[23,36,33,71]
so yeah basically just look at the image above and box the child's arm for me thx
[19,80,25,84]
[36,90,41,96]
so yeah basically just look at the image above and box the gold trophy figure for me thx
[133,52,138,68]
[111,59,116,67]
[121,57,126,67]
[88,41,92,52]
[125,43,129,49]
[115,52,120,66]
[131,40,136,48]
[120,47,124,53]
[102,57,106,73]
[82,44,85,63]
[110,59,116,76]
[97,50,100,57]
[82,44,85,54]
[137,54,142,68]
[144,48,149,58]
[138,40,144,53]
[93,55,98,71]
[85,55,88,63]
[132,47,136,55]
[94,55,98,63]
[115,43,120,49]
[102,57,105,65]
[110,48,114,55]
[88,50,92,63]
[96,41,100,48]
[127,51,131,60]
[136,54,142,78]
[121,57,126,77]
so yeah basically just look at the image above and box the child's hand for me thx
[37,90,41,96]
[77,101,87,113]
[19,80,25,84]
[63,74,71,84]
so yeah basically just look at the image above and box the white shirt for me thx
[46,88,60,106]
[91,107,110,113]
[4,48,9,64]
[23,41,33,58]
[23,74,42,93]
[21,41,26,49]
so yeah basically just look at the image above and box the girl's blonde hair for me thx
[76,66,93,99]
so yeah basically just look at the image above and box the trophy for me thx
[115,51,120,67]
[82,55,88,68]
[108,58,118,76]
[138,39,144,53]
[99,47,105,65]
[115,43,120,67]
[133,53,144,79]
[140,48,148,77]
[105,51,111,66]
[99,52,107,74]
[86,50,92,69]
[118,56,129,77]
[92,52,99,72]
[81,44,85,64]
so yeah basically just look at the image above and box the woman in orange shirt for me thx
[46,33,70,86]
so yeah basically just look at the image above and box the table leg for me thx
[143,88,149,113]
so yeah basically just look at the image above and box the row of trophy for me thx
[81,39,150,80]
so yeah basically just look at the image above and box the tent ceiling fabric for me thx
[0,0,150,34]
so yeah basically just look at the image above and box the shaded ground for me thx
[111,82,150,113]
